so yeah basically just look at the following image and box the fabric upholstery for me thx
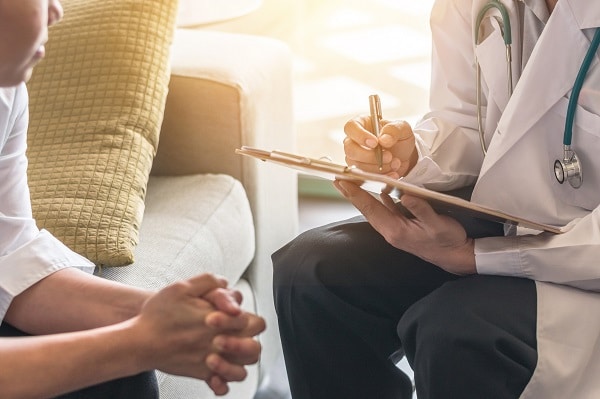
[97,174,255,288]
[153,29,298,385]
[26,0,178,266]
[90,27,297,399]
[96,173,259,396]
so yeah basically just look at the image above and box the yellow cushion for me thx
[26,0,178,266]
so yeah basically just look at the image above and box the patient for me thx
[0,0,265,397]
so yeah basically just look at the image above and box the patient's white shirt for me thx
[0,84,94,321]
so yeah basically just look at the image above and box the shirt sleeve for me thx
[401,0,484,191]
[475,214,600,292]
[0,84,95,321]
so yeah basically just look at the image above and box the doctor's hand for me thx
[334,180,476,275]
[344,115,418,178]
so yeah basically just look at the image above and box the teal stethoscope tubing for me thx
[475,0,512,45]
[556,27,600,188]
[475,0,600,189]
[474,0,513,155]
[565,28,600,146]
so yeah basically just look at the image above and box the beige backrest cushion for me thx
[26,0,178,266]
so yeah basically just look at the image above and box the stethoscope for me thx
[474,0,600,189]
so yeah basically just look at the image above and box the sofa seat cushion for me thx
[96,174,255,289]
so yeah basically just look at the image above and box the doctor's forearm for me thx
[426,238,477,275]
[5,268,150,334]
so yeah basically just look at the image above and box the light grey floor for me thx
[255,194,416,399]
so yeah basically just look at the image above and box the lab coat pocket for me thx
[549,96,600,211]
[475,21,511,112]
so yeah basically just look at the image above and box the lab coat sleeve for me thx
[472,17,600,292]
[403,0,485,191]
[476,211,600,292]
[0,84,94,320]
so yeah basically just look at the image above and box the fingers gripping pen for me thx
[369,94,383,171]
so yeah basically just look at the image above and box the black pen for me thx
[369,94,383,170]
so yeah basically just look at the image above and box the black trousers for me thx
[0,322,159,399]
[273,204,537,399]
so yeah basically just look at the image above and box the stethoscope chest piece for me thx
[554,146,582,188]
[474,3,600,191]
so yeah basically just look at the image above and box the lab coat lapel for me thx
[480,0,597,175]
[568,0,600,30]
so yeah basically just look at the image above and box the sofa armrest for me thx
[154,28,296,178]
[153,28,298,381]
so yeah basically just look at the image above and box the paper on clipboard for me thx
[235,146,566,234]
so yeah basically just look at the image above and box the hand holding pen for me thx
[343,94,418,177]
[369,94,384,171]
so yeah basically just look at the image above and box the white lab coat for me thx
[405,0,600,397]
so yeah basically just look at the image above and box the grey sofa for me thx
[98,28,298,398]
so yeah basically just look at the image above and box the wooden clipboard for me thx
[236,146,566,234]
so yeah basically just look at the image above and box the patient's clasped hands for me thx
[132,274,265,396]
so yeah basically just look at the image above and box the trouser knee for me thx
[397,276,537,399]
[398,282,472,368]
[272,225,345,291]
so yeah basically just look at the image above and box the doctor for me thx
[273,0,600,398]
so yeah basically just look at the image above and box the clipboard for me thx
[236,146,566,234]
